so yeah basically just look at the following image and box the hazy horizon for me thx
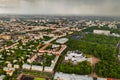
[0,0,120,16]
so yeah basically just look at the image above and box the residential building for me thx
[31,65,43,71]
[22,64,31,70]
[93,30,110,35]
[0,75,5,80]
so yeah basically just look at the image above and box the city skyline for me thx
[0,0,120,16]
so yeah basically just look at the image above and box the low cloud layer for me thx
[0,0,120,16]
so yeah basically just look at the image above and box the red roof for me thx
[107,78,116,80]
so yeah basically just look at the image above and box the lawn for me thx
[23,70,53,79]
[0,69,4,74]
[34,78,46,80]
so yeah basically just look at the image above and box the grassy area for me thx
[34,78,46,80]
[45,44,52,50]
[23,70,53,79]
[81,33,120,46]
[86,54,91,58]
[0,69,4,74]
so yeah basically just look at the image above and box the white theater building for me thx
[65,50,87,63]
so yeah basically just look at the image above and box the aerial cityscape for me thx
[0,0,120,80]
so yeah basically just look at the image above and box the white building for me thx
[93,30,110,35]
[22,64,31,70]
[0,75,5,80]
[56,38,68,44]
[52,44,60,49]
[108,24,117,29]
[3,67,15,76]
[111,33,120,37]
[54,72,93,80]
[65,50,87,63]
[14,64,20,69]
[44,67,53,72]
[31,65,43,71]
[7,63,12,68]
[97,78,107,80]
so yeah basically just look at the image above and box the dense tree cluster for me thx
[67,33,118,60]
[58,61,92,75]
[56,33,120,78]
[82,33,119,46]
[95,61,120,78]
[0,69,4,74]
[55,50,92,74]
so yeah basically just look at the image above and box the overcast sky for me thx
[0,0,120,16]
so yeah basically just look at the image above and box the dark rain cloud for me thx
[0,0,120,16]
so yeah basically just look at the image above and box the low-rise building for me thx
[108,24,117,29]
[56,38,68,44]
[52,44,60,49]
[14,64,20,69]
[93,30,110,35]
[22,64,31,70]
[0,32,11,40]
[44,67,53,72]
[31,65,43,71]
[3,67,15,76]
[111,33,120,37]
[97,78,107,80]
[0,75,5,80]
[7,63,12,68]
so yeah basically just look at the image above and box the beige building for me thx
[0,33,11,40]
[93,30,110,35]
